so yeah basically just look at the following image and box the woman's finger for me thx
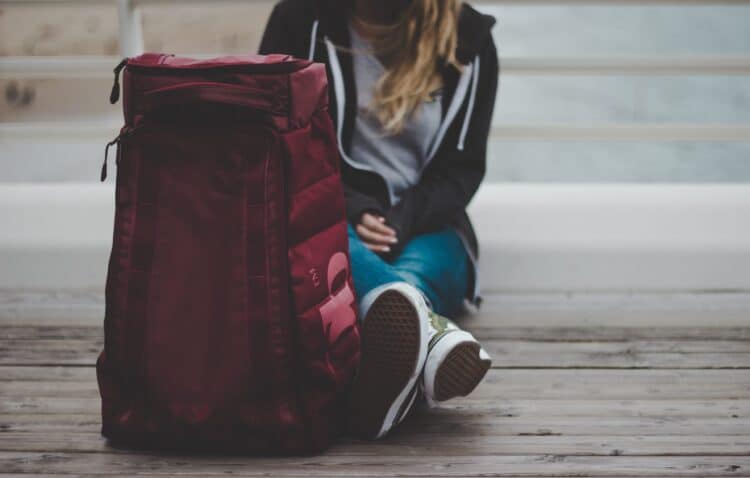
[363,241,390,253]
[356,223,397,245]
[361,213,397,238]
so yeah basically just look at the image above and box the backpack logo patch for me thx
[309,268,321,288]
[319,252,356,344]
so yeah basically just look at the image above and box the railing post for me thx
[117,0,144,57]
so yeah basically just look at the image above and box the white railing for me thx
[1,0,749,142]
[4,55,750,78]
[3,121,749,142]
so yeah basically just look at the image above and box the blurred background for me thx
[1,0,749,308]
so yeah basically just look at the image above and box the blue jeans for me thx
[347,224,469,318]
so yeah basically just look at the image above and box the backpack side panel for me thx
[283,72,361,449]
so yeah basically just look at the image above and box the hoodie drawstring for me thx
[308,20,319,61]
[457,56,480,151]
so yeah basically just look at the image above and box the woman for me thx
[260,0,498,439]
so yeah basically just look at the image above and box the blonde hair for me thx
[350,0,462,134]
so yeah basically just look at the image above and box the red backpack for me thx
[96,53,360,453]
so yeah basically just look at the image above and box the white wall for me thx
[2,182,749,292]
[470,183,750,292]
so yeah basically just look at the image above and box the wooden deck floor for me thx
[1,293,749,476]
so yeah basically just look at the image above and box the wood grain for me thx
[1,294,749,476]
[1,431,749,456]
[3,368,748,399]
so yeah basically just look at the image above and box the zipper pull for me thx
[109,58,128,104]
[101,131,125,182]
[102,126,136,181]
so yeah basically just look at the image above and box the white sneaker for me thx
[347,282,430,439]
[422,311,492,407]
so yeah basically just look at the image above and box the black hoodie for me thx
[259,0,498,305]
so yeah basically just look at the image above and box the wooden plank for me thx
[0,476,737,478]
[0,365,96,382]
[0,474,739,478]
[0,396,101,414]
[468,327,750,341]
[0,476,705,478]
[3,411,748,436]
[13,325,745,341]
[2,369,748,399]
[2,326,101,340]
[4,324,750,342]
[473,369,750,400]
[7,320,750,338]
[3,321,750,343]
[0,339,99,365]
[2,396,747,419]
[3,335,750,368]
[1,398,747,439]
[0,432,749,457]
[0,451,748,477]
[483,340,750,369]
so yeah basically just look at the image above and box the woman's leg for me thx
[390,228,469,318]
[389,229,490,408]
[347,224,404,300]
[347,226,488,438]
[346,224,433,439]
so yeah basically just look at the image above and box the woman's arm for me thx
[344,183,387,224]
[384,38,499,252]
[258,0,309,57]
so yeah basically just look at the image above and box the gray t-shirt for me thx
[348,24,442,205]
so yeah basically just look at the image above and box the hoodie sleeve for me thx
[384,37,498,253]
[344,182,387,224]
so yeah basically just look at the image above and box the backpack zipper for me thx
[100,117,268,182]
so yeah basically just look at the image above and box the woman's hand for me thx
[356,213,398,253]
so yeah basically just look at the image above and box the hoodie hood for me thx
[312,0,496,67]
[456,4,497,64]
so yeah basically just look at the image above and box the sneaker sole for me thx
[347,289,424,439]
[433,341,491,402]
